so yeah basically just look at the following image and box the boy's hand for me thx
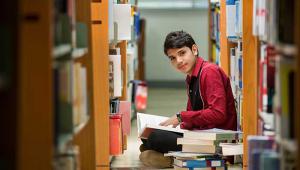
[159,114,179,128]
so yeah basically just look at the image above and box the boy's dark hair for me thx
[163,31,196,55]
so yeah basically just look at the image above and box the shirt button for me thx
[189,90,192,93]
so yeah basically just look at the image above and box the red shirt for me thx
[180,57,237,131]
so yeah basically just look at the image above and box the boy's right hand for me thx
[159,114,180,128]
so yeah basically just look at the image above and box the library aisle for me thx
[111,87,186,169]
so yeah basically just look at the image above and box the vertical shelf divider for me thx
[242,0,259,169]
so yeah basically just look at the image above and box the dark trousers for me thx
[142,129,183,153]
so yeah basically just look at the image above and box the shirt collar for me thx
[186,57,204,83]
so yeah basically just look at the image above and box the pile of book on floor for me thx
[165,128,243,170]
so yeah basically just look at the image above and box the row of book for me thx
[226,0,242,39]
[209,2,220,65]
[109,1,141,42]
[229,41,243,131]
[252,0,295,44]
[53,61,89,145]
[109,100,131,155]
[53,2,89,168]
[108,0,145,158]
[252,0,297,169]
[247,135,297,170]
[54,0,88,57]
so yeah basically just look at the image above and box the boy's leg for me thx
[146,129,183,153]
[139,130,182,168]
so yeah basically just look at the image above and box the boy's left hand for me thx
[159,114,179,128]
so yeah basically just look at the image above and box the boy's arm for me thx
[180,66,227,130]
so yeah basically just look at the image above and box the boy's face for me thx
[166,44,198,75]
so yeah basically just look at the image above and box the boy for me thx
[139,31,237,168]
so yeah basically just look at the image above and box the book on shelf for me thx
[109,114,123,155]
[54,14,71,46]
[259,150,280,170]
[75,22,88,49]
[126,46,135,83]
[226,0,237,38]
[109,54,122,97]
[54,61,74,134]
[234,0,242,36]
[273,56,295,139]
[110,98,120,113]
[137,113,187,139]
[119,101,131,135]
[72,63,88,127]
[258,44,276,135]
[247,135,275,170]
[113,3,132,41]
[108,0,114,40]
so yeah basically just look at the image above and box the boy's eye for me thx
[179,51,185,56]
[169,56,175,61]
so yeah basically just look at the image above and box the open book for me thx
[137,113,187,139]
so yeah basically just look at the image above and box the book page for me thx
[137,113,186,138]
[137,112,168,136]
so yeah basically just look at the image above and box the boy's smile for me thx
[166,45,198,75]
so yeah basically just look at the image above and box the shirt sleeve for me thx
[180,66,227,130]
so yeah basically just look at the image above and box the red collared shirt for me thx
[180,57,237,131]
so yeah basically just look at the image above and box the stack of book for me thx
[172,129,243,169]
[179,129,242,154]
[137,113,244,169]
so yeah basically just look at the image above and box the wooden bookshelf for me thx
[219,0,229,75]
[17,1,53,169]
[72,0,97,169]
[241,0,259,168]
[208,0,259,169]
[90,1,110,169]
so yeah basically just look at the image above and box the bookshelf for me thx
[219,0,229,75]
[90,0,110,169]
[208,0,258,169]
[0,0,110,169]
[241,0,258,168]
[17,1,53,170]
[209,0,300,169]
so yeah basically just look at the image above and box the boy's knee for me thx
[148,130,164,145]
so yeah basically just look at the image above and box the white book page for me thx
[137,112,168,135]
